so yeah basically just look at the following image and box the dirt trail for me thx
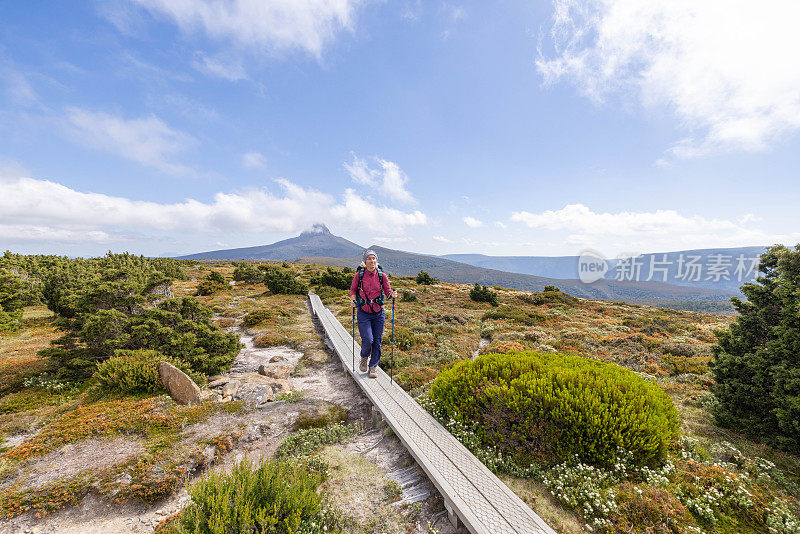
[2,299,462,534]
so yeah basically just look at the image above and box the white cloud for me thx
[242,151,267,169]
[344,155,416,204]
[192,53,247,81]
[512,204,736,235]
[537,0,800,157]
[510,203,800,253]
[433,235,452,243]
[494,221,507,229]
[131,0,359,59]
[0,225,114,244]
[0,176,428,243]
[462,216,483,228]
[65,108,195,176]
[739,213,764,224]
[331,189,427,232]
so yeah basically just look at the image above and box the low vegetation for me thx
[92,349,204,394]
[1,249,799,533]
[164,458,341,534]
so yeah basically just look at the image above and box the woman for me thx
[350,250,397,378]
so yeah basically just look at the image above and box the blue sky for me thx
[1,0,799,258]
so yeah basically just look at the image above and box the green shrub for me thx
[0,267,34,333]
[0,309,23,334]
[196,271,227,296]
[313,267,352,290]
[469,283,498,306]
[430,351,679,468]
[293,404,349,430]
[276,423,359,459]
[400,290,417,302]
[92,349,204,394]
[175,457,329,534]
[518,290,577,306]
[543,285,559,292]
[262,268,308,295]
[415,270,438,285]
[243,308,289,327]
[41,297,241,379]
[232,263,261,284]
[481,306,544,326]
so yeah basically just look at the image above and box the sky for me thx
[1,0,799,259]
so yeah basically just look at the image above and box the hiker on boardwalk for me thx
[350,249,397,378]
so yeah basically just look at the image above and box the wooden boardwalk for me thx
[309,293,555,534]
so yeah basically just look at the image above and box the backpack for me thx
[355,264,386,312]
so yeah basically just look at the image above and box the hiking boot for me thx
[359,358,369,373]
[369,366,378,378]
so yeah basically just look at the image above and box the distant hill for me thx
[176,224,363,261]
[300,246,739,302]
[179,227,740,303]
[443,246,767,294]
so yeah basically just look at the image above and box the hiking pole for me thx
[351,305,358,373]
[390,297,395,384]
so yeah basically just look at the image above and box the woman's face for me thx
[365,255,377,271]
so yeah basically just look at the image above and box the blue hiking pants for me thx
[357,308,385,367]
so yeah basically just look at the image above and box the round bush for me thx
[175,458,328,534]
[430,351,679,468]
[93,349,205,394]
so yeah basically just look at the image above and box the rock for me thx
[221,396,232,403]
[258,364,268,376]
[203,444,216,465]
[199,390,220,403]
[265,366,292,380]
[270,379,290,395]
[244,373,273,385]
[208,377,230,388]
[221,380,241,397]
[260,387,275,402]
[269,355,289,363]
[241,423,262,443]
[207,375,224,383]
[159,362,201,405]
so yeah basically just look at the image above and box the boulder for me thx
[258,364,268,376]
[244,373,273,385]
[265,366,292,380]
[221,380,241,398]
[208,377,230,388]
[159,362,201,405]
[269,355,289,363]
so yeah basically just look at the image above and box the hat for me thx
[363,249,377,263]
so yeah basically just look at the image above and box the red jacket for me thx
[350,268,392,313]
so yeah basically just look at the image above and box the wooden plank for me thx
[308,293,555,534]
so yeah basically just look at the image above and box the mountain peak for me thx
[300,223,331,236]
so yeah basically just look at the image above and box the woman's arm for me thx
[349,272,359,306]
[382,272,396,299]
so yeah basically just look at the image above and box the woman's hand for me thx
[391,290,398,299]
